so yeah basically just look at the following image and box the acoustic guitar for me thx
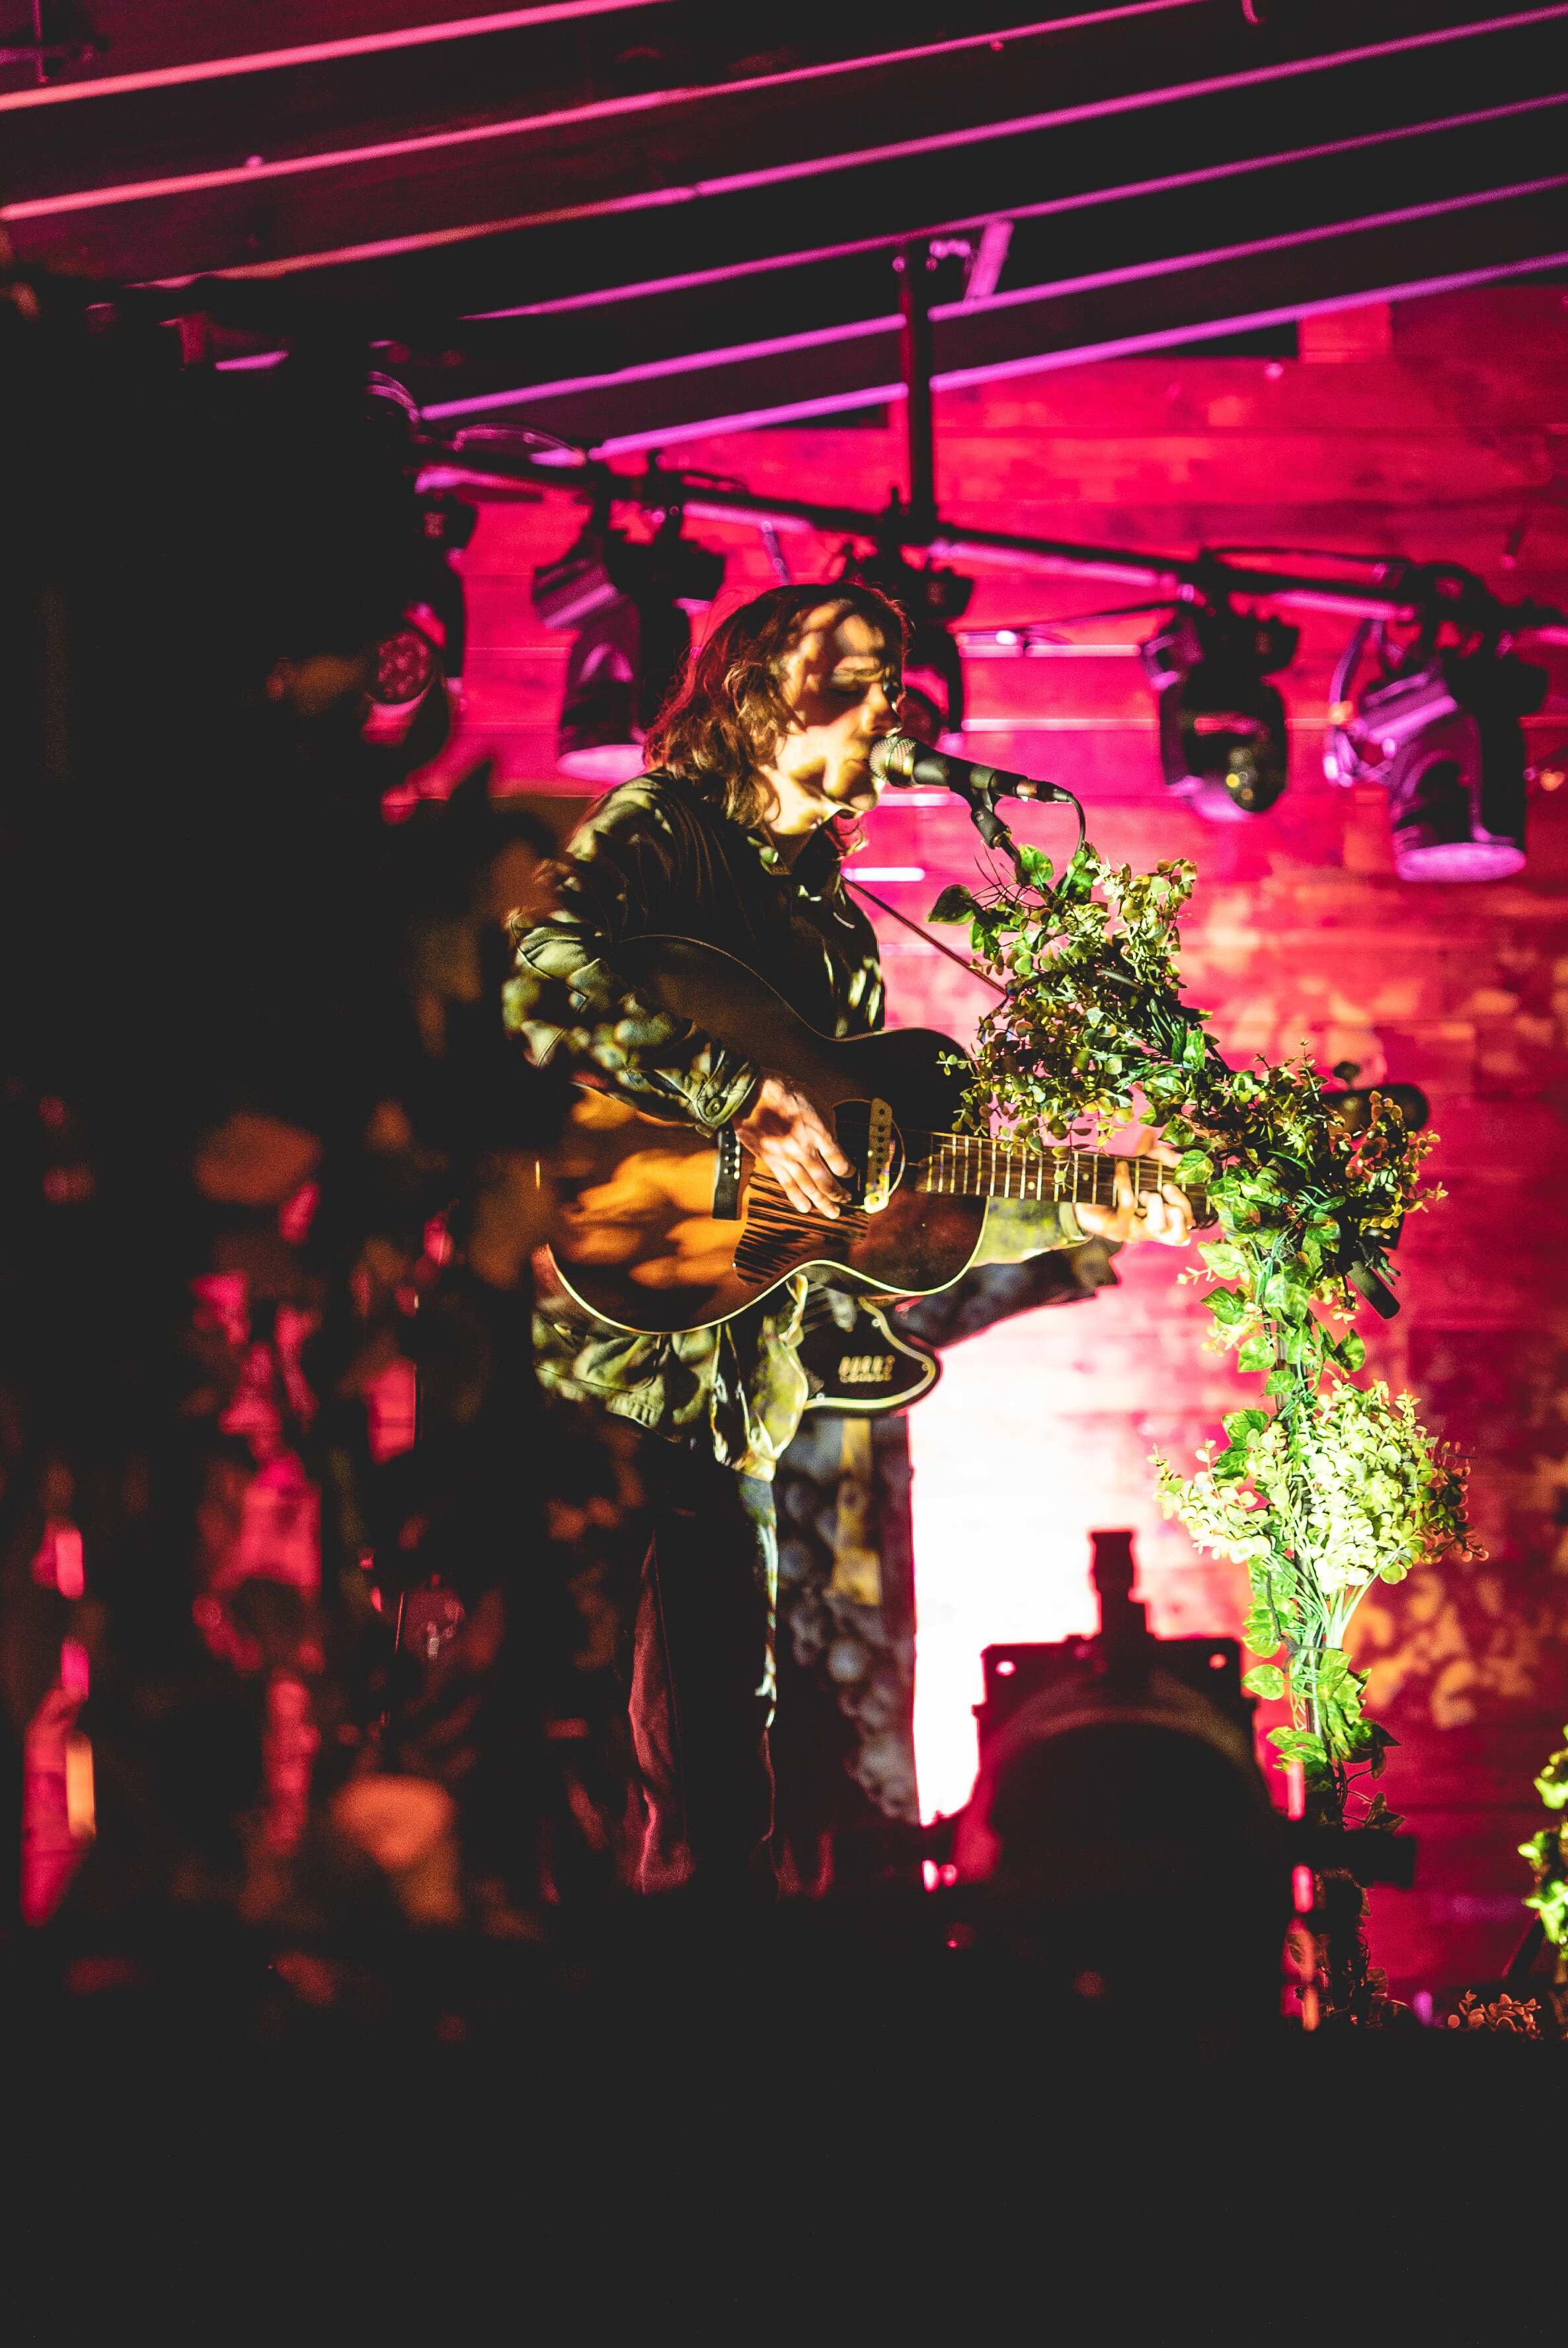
[544,937,1211,1336]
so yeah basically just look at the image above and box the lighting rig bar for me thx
[422,443,1568,641]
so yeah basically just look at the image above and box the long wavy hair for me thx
[642,582,910,827]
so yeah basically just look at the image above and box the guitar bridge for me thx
[712,1124,742,1220]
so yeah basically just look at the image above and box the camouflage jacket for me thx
[506,769,1079,1476]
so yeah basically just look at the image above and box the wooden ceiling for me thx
[5,1,1567,448]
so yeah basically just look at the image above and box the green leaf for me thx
[1317,1648,1359,1700]
[1357,1723,1398,1778]
[1269,1727,1327,1766]
[1243,1664,1286,1700]
[1265,1367,1296,1396]
[1205,1288,1246,1325]
[1017,844,1054,890]
[1198,1241,1245,1279]
[1337,1331,1366,1372]
[1236,1331,1274,1373]
[927,885,977,924]
[1258,1270,1310,1323]
[1222,1408,1269,1444]
[1241,1601,1281,1657]
[1312,1648,1384,1768]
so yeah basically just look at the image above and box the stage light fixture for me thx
[1324,617,1546,880]
[533,515,725,782]
[1139,602,1299,820]
[365,376,477,717]
[412,490,477,697]
[368,496,477,734]
[836,547,974,746]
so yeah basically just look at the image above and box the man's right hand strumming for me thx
[734,1071,853,1218]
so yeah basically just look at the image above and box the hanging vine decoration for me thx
[1519,1728,1568,2025]
[931,839,1480,1827]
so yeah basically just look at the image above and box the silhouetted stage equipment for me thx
[928,1530,1416,2021]
[954,1529,1277,1875]
[531,514,726,781]
[975,1583,1251,1750]
[1140,602,1300,822]
[966,1530,1417,1897]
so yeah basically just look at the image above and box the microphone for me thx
[869,734,1073,806]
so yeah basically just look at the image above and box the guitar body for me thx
[546,938,986,1335]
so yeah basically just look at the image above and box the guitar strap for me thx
[712,1122,743,1219]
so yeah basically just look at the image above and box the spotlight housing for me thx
[1140,603,1299,820]
[836,547,973,744]
[371,492,477,714]
[1325,617,1546,881]
[533,519,725,782]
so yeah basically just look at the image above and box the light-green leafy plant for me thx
[1519,1729,1568,1963]
[932,839,1477,1826]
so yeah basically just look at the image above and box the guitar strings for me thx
[906,1132,1201,1206]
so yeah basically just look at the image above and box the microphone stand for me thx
[961,777,1024,870]
[943,767,1085,880]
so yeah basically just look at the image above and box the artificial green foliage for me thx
[1520,1827,1568,1947]
[1520,1725,1568,1958]
[934,840,1477,1824]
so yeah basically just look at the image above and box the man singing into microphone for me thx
[508,584,1191,1897]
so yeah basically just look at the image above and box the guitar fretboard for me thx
[910,1136,1202,1214]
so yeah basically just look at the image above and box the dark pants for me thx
[631,1439,778,1895]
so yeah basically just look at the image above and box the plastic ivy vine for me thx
[1520,1729,1568,1988]
[931,837,1479,1828]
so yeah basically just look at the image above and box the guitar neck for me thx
[911,1136,1203,1216]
